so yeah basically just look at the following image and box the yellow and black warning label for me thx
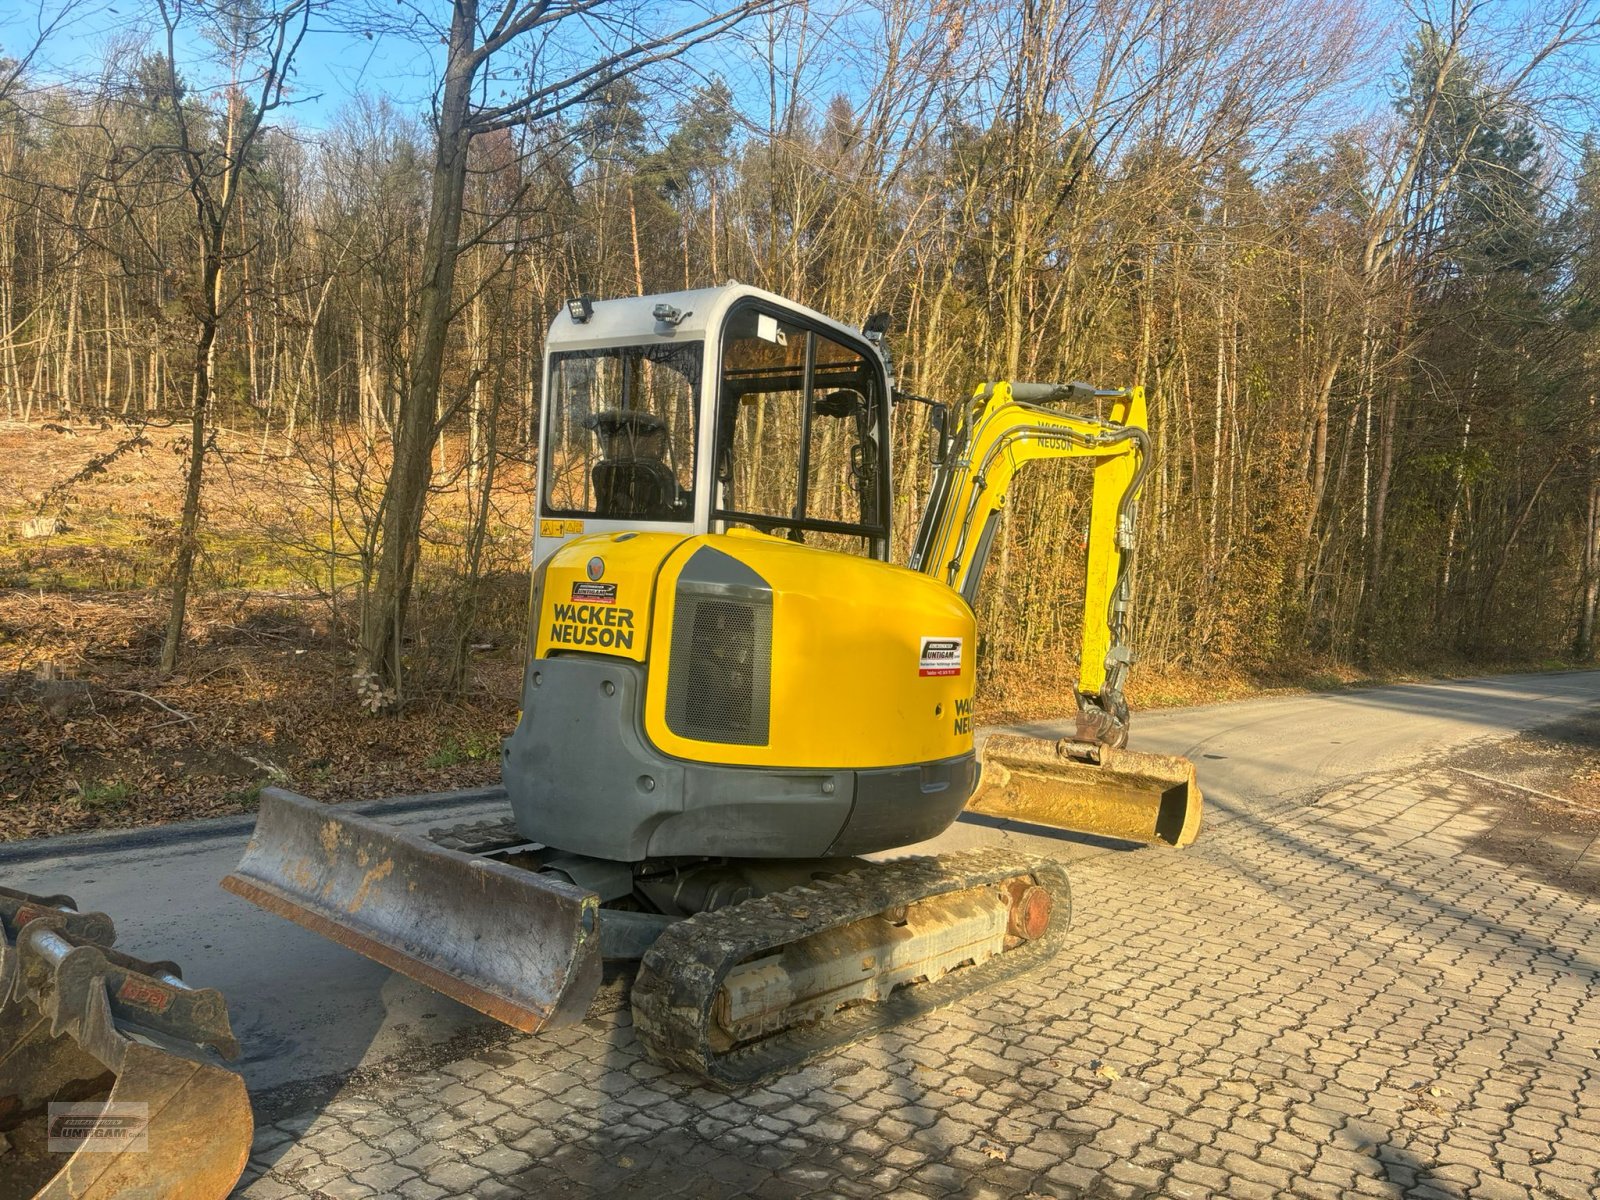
[548,602,636,650]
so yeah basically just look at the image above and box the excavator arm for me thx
[910,380,1148,747]
[912,379,1201,847]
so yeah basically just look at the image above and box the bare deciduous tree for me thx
[143,0,311,673]
[350,0,779,708]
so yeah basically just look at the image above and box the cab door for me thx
[710,301,891,560]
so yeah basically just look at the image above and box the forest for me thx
[2,0,1600,832]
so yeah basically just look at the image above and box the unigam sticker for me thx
[570,581,617,604]
[919,637,962,676]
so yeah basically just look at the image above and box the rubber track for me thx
[630,848,1071,1089]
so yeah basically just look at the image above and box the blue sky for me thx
[4,0,1596,160]
[2,1,444,122]
[0,0,806,130]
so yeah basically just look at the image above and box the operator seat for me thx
[593,457,679,518]
[585,409,684,519]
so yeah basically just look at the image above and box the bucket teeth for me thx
[0,886,251,1200]
[970,735,1203,848]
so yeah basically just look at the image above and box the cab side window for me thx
[721,312,807,523]
[806,333,881,535]
[715,305,886,555]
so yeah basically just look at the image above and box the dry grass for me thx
[0,589,521,841]
[1453,707,1600,812]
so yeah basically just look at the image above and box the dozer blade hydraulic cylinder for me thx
[223,788,603,1032]
[0,887,251,1200]
[970,735,1202,848]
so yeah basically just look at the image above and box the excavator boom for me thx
[912,380,1202,846]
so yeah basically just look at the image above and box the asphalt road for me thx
[3,669,1598,1105]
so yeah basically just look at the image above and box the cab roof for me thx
[543,283,876,355]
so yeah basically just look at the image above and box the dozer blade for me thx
[0,887,251,1200]
[969,735,1203,848]
[222,788,603,1032]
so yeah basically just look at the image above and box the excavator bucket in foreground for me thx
[0,886,251,1200]
[222,788,603,1032]
[970,735,1203,848]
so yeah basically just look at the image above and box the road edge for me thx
[0,786,510,866]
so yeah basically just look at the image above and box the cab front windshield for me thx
[543,342,701,521]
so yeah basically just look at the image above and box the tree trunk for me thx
[1578,471,1599,660]
[1576,396,1599,660]
[160,73,239,674]
[357,0,479,703]
[629,184,645,294]
[1363,387,1398,644]
[160,244,221,674]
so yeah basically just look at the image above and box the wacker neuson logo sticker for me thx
[47,1102,149,1153]
[918,637,963,676]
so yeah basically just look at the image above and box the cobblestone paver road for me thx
[237,760,1600,1199]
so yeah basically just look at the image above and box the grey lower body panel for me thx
[825,756,976,856]
[501,656,975,862]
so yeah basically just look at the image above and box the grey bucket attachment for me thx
[223,788,603,1031]
[0,886,251,1200]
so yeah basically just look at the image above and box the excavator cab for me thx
[535,288,893,565]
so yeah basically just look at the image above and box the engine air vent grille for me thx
[666,548,773,746]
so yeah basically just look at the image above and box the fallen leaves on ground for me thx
[0,590,520,841]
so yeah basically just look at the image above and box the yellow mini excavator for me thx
[223,285,1201,1087]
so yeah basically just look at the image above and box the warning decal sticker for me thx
[571,581,617,604]
[918,637,963,676]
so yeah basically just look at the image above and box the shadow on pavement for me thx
[1223,781,1600,984]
